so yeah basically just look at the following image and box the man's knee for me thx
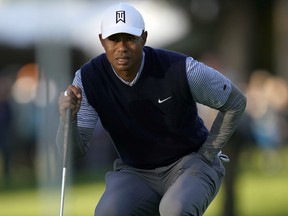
[95,189,160,216]
[95,197,130,216]
[159,195,203,216]
[159,199,184,216]
[95,199,160,216]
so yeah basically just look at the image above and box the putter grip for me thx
[62,108,72,167]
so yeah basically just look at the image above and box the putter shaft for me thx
[59,109,71,216]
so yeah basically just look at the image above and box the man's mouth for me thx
[116,57,129,65]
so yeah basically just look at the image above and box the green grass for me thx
[205,172,288,216]
[0,181,105,216]
[1,147,288,216]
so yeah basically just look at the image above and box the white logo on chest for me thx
[158,96,172,104]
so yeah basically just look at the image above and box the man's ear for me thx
[141,31,148,45]
[99,34,104,47]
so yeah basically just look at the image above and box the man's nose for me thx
[117,40,128,51]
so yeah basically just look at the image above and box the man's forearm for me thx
[56,120,94,159]
[200,84,247,159]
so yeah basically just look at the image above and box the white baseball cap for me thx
[100,3,145,39]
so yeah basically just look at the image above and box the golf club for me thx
[59,108,72,216]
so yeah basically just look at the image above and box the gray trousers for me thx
[95,152,225,216]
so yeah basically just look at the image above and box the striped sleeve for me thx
[72,69,99,128]
[185,57,232,109]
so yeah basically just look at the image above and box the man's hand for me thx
[198,146,230,164]
[198,145,220,164]
[58,85,82,121]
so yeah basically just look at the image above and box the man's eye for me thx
[109,37,119,42]
[108,35,138,42]
[127,36,137,41]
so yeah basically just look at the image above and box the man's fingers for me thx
[69,85,82,98]
[59,85,82,121]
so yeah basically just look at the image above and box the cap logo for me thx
[116,10,125,23]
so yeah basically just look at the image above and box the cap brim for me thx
[102,26,143,39]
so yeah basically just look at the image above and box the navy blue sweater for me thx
[81,46,208,169]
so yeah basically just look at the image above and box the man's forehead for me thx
[108,33,138,38]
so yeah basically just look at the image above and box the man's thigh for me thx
[159,153,225,216]
[95,169,161,216]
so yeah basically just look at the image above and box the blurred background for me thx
[0,0,287,215]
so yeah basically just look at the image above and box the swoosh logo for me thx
[158,96,172,104]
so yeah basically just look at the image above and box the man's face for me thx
[99,32,147,74]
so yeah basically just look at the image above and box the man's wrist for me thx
[198,146,220,162]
